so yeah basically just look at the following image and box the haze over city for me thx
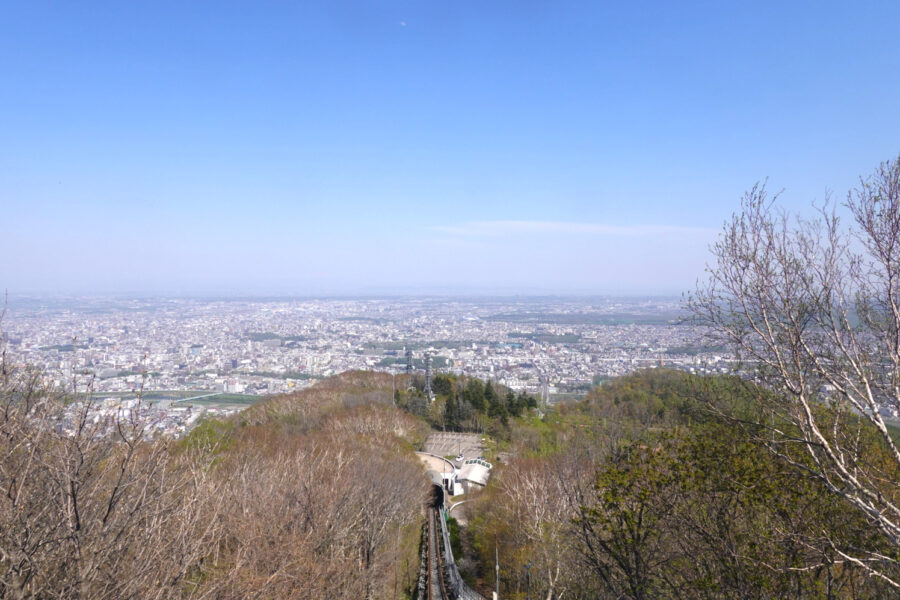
[4,1,900,296]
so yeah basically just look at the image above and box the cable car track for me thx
[426,507,450,599]
[420,478,486,600]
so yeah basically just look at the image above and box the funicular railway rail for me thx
[422,483,486,600]
[426,507,451,600]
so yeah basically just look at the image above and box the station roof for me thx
[458,459,492,486]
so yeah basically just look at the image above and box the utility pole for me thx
[394,520,400,599]
[525,562,531,600]
[391,369,396,407]
[495,540,500,600]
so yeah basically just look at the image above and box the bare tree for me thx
[493,456,583,600]
[207,426,427,600]
[0,311,224,599]
[690,154,900,586]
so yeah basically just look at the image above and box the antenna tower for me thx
[424,351,434,399]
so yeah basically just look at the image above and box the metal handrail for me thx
[436,505,486,600]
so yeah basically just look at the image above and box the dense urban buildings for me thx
[2,296,730,408]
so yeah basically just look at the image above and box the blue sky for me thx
[2,1,899,296]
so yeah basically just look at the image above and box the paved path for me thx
[416,452,455,479]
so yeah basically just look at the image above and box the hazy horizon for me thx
[3,290,686,303]
[2,282,697,298]
[3,1,899,297]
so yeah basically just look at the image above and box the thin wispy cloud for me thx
[431,220,716,237]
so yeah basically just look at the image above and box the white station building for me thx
[454,458,492,494]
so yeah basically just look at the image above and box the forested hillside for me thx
[464,370,900,599]
[0,369,428,600]
[395,372,538,439]
[6,365,900,599]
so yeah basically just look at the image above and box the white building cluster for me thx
[53,396,244,438]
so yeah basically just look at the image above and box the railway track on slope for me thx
[423,503,486,600]
[419,465,486,600]
[426,507,451,599]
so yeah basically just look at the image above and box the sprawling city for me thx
[1,295,731,436]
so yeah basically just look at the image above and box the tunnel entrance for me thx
[430,483,444,509]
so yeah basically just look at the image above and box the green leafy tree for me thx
[463,379,486,412]
[443,393,459,431]
[574,443,675,600]
[432,374,453,397]
[486,382,507,420]
[504,390,521,417]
